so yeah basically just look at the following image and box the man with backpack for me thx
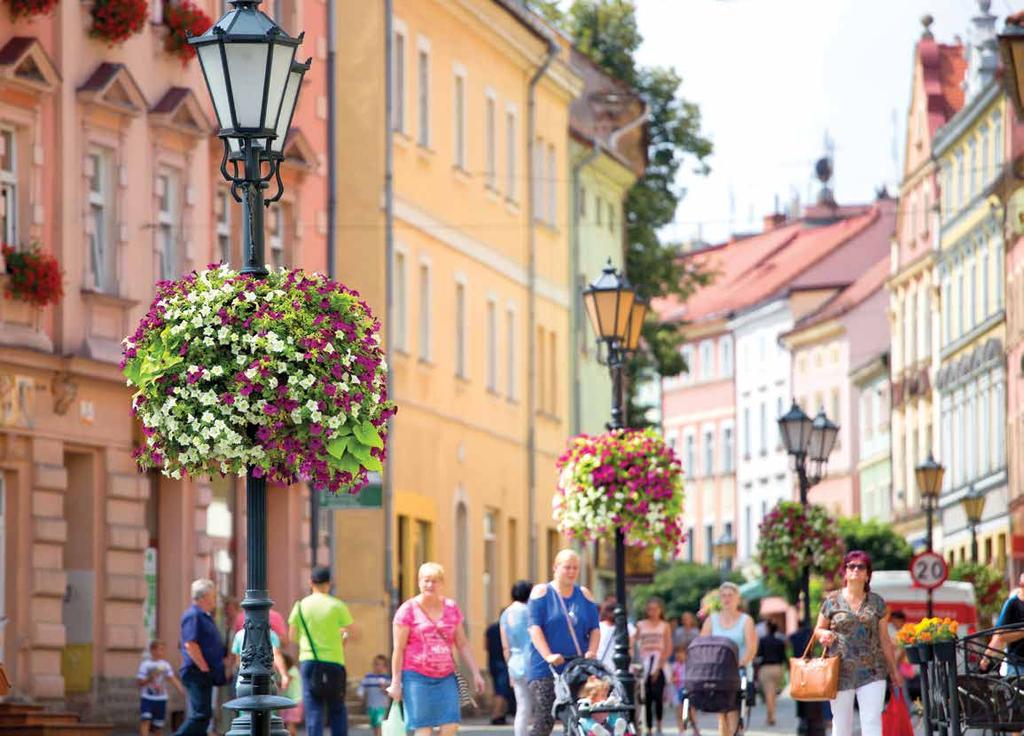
[288,566,355,736]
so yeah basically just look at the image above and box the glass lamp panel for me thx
[914,456,944,499]
[197,44,233,131]
[809,411,839,462]
[612,289,636,342]
[778,402,811,454]
[583,291,604,339]
[270,65,302,154]
[224,42,270,129]
[592,289,629,340]
[624,299,648,351]
[264,42,297,132]
[961,492,986,524]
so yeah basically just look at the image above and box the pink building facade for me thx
[0,0,325,725]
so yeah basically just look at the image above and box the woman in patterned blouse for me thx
[815,550,903,736]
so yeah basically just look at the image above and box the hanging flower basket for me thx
[756,501,845,587]
[163,0,212,64]
[2,243,64,307]
[5,0,59,20]
[90,0,148,46]
[553,428,685,551]
[122,265,396,494]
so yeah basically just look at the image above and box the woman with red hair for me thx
[814,551,903,736]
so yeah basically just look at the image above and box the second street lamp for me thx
[189,2,309,734]
[962,485,986,564]
[714,531,737,581]
[582,259,641,716]
[914,453,945,618]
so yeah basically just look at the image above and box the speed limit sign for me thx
[909,551,948,590]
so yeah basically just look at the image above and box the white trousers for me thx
[830,679,886,736]
[512,676,531,736]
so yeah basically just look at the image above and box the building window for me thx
[532,137,543,221]
[703,429,714,477]
[417,43,430,147]
[156,170,179,282]
[506,306,516,399]
[681,345,695,382]
[505,107,517,201]
[970,260,977,328]
[942,164,951,221]
[548,330,557,414]
[596,197,603,226]
[704,524,713,564]
[579,185,587,217]
[546,143,556,225]
[956,150,964,209]
[994,111,1003,168]
[982,248,989,318]
[687,528,694,562]
[699,340,713,380]
[486,298,497,391]
[485,94,496,189]
[743,407,751,457]
[453,69,466,169]
[981,125,990,184]
[608,202,615,233]
[418,261,431,361]
[744,505,752,559]
[216,190,232,266]
[394,250,407,351]
[958,269,965,337]
[722,426,734,473]
[87,149,114,291]
[483,510,498,624]
[0,129,16,247]
[719,336,733,377]
[968,138,977,201]
[684,433,695,479]
[268,205,285,270]
[759,401,767,455]
[943,280,952,345]
[455,280,467,378]
[392,28,406,132]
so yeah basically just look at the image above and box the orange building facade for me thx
[0,0,325,725]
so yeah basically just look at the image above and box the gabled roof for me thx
[0,37,60,94]
[281,128,318,172]
[150,87,213,136]
[77,63,147,116]
[919,38,966,137]
[788,256,890,335]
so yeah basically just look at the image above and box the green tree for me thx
[836,517,913,571]
[543,0,713,426]
[950,562,1006,624]
[632,562,742,620]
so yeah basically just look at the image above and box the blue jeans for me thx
[174,668,213,735]
[301,660,348,736]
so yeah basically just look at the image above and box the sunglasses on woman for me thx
[846,563,867,571]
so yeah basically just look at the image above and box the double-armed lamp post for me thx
[189,3,310,734]
[582,259,648,715]
[914,453,944,618]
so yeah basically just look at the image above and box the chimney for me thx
[763,212,787,232]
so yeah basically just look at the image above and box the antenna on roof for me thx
[815,131,836,208]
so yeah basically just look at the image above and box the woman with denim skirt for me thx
[387,562,485,735]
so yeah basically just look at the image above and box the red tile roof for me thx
[656,203,890,326]
[789,255,890,334]
[918,38,966,137]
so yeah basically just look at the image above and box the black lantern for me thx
[807,409,840,466]
[714,531,737,572]
[622,296,648,353]
[267,59,311,157]
[190,0,303,147]
[915,453,945,501]
[583,260,636,344]
[778,401,813,456]
[999,15,1024,118]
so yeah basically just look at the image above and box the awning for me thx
[739,578,770,600]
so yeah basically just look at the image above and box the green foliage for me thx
[547,0,713,427]
[949,562,1006,623]
[632,562,742,620]
[836,517,913,571]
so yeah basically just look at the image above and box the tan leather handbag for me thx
[789,635,840,701]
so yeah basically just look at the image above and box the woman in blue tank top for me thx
[701,581,758,736]
[526,549,600,736]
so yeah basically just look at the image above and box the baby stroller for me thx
[683,636,753,736]
[553,658,637,736]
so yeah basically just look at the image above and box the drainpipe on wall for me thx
[383,0,398,626]
[527,36,558,581]
[571,142,601,437]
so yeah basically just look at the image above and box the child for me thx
[358,654,392,736]
[280,652,303,736]
[577,674,628,736]
[670,643,699,736]
[136,640,184,736]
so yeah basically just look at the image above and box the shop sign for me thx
[143,547,157,641]
[319,472,382,509]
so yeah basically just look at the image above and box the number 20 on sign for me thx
[910,551,948,590]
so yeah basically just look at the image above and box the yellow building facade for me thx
[933,78,1010,569]
[334,0,582,671]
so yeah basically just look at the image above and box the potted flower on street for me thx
[930,618,958,663]
[553,428,686,551]
[914,619,935,662]
[896,622,921,664]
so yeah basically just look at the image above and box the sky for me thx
[626,0,1006,245]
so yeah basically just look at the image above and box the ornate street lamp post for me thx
[189,3,310,734]
[915,453,945,618]
[778,401,838,736]
[961,485,986,565]
[582,259,646,715]
[714,531,737,581]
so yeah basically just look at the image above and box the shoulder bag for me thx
[297,601,347,702]
[551,583,584,658]
[789,633,839,701]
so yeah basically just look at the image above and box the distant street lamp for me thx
[190,2,309,734]
[582,258,647,715]
[961,485,986,564]
[714,531,737,580]
[915,453,945,618]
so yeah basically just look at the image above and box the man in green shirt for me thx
[288,566,355,736]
